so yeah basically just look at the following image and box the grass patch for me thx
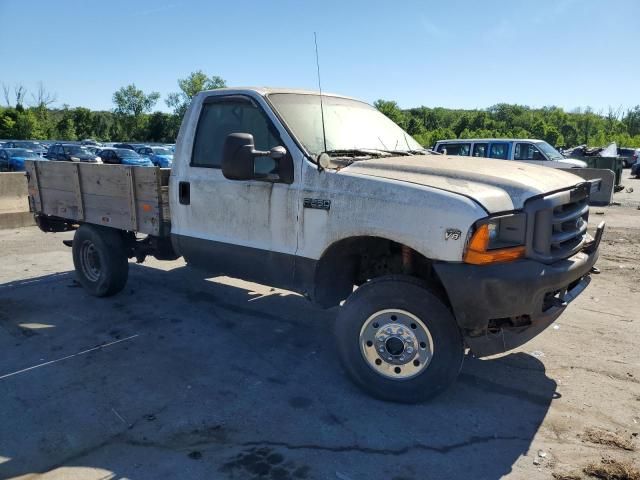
[581,428,636,451]
[583,458,640,480]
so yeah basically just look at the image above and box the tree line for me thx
[2,71,640,149]
[375,100,640,149]
[0,71,225,143]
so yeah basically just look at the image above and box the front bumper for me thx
[433,224,603,357]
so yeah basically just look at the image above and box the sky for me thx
[0,0,638,113]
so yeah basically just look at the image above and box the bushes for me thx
[376,101,640,148]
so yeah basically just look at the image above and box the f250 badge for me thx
[304,198,331,210]
[445,229,462,240]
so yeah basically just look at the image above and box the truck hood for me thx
[555,158,587,168]
[343,155,582,213]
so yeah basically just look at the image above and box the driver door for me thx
[514,142,548,166]
[171,94,300,289]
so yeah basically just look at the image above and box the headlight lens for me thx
[464,213,527,265]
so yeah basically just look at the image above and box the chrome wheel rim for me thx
[80,240,101,282]
[359,309,434,380]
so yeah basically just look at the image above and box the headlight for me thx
[464,213,526,265]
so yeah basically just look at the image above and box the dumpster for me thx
[571,156,624,187]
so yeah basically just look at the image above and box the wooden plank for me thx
[127,167,138,231]
[36,162,161,202]
[72,163,84,221]
[36,188,162,236]
[27,161,43,212]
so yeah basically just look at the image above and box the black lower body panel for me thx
[434,247,599,357]
[172,234,316,296]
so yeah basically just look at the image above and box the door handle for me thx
[179,181,190,205]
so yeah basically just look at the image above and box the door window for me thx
[191,97,280,169]
[514,143,545,161]
[472,143,488,157]
[489,143,509,159]
[436,143,471,156]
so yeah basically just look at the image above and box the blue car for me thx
[632,161,640,178]
[0,148,45,171]
[136,146,173,167]
[3,141,47,158]
[98,148,154,166]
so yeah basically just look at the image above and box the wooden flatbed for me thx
[25,161,171,236]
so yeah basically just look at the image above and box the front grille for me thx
[525,184,590,263]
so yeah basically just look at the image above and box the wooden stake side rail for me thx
[25,161,171,237]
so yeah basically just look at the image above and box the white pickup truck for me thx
[26,87,604,403]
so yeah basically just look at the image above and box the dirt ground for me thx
[0,173,638,480]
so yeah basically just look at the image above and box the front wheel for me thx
[335,275,464,403]
[72,224,129,297]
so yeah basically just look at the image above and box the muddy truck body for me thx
[26,88,604,402]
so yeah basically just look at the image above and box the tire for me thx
[335,275,464,403]
[72,224,129,297]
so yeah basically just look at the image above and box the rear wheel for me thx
[335,275,464,403]
[72,224,129,297]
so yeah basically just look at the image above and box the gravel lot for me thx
[0,174,638,480]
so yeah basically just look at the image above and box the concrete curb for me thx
[0,172,35,229]
[0,211,35,229]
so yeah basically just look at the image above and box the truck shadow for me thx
[0,263,559,480]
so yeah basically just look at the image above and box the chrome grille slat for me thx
[552,202,588,223]
[551,221,587,246]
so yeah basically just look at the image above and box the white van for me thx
[433,138,587,169]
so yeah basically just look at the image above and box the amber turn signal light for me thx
[464,224,525,265]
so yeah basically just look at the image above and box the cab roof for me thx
[195,87,358,102]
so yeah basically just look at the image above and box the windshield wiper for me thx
[323,148,392,158]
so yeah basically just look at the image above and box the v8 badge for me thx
[445,229,462,241]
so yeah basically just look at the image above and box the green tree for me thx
[373,100,407,129]
[531,119,547,139]
[112,84,160,139]
[72,107,95,140]
[56,107,77,140]
[166,70,226,118]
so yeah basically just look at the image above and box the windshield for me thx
[152,148,172,155]
[535,141,563,160]
[117,149,140,158]
[15,142,42,149]
[9,149,39,158]
[64,146,91,155]
[268,93,422,158]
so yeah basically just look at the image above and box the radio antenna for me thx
[314,32,328,169]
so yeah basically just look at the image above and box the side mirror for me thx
[222,133,289,181]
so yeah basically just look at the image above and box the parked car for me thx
[433,138,587,169]
[135,146,173,167]
[98,148,154,166]
[0,148,45,171]
[26,87,603,403]
[617,147,640,168]
[85,146,103,156]
[631,159,640,178]
[113,143,145,151]
[3,141,47,157]
[47,144,102,163]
